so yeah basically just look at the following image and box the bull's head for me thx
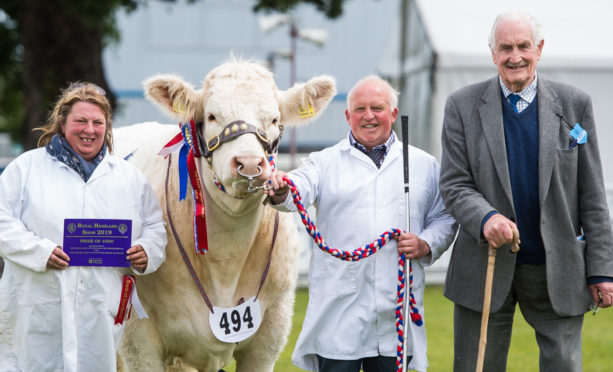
[143,59,336,205]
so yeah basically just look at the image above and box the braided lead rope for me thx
[207,149,421,364]
[280,174,423,371]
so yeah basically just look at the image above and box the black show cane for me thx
[401,115,411,372]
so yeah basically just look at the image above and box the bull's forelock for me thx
[204,59,275,86]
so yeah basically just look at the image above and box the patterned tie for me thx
[508,93,521,112]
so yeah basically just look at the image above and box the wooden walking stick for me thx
[476,235,520,372]
[475,244,496,372]
[401,115,411,372]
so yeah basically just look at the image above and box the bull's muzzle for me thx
[237,165,272,193]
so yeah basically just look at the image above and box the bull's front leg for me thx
[119,318,167,372]
[232,289,296,372]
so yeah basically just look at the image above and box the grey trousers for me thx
[315,355,403,372]
[453,264,583,372]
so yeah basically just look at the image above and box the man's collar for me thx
[499,73,538,98]
[348,131,395,152]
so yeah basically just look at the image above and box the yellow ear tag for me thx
[173,101,187,114]
[298,104,314,119]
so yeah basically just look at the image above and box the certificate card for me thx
[63,219,132,267]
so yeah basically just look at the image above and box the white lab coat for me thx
[274,134,456,371]
[0,148,167,372]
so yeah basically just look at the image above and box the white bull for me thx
[113,60,336,371]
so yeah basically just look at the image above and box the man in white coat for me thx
[266,76,457,372]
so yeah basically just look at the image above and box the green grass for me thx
[226,286,613,371]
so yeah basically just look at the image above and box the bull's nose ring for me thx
[237,165,263,179]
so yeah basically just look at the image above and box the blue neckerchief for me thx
[46,134,106,182]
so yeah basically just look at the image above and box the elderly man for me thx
[439,11,613,371]
[267,75,457,372]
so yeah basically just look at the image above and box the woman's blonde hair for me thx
[35,82,114,152]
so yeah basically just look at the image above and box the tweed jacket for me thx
[440,75,613,316]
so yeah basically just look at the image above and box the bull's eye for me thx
[207,114,216,122]
[272,118,278,125]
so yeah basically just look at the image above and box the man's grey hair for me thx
[488,11,543,52]
[347,75,399,110]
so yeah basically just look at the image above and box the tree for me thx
[0,0,348,150]
[0,0,140,150]
[0,1,23,145]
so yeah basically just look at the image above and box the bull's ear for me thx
[143,74,202,122]
[279,75,336,126]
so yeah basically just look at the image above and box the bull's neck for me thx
[199,188,268,306]
[170,157,270,305]
[164,154,271,307]
[204,187,265,251]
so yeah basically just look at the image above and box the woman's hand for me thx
[127,244,148,273]
[46,246,70,270]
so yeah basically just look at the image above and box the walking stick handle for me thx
[510,241,520,253]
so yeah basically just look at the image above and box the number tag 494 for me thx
[209,296,262,343]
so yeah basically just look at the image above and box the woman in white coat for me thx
[0,82,167,371]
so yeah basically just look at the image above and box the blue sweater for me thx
[502,95,545,264]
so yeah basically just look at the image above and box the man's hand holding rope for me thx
[265,169,290,205]
[396,233,431,260]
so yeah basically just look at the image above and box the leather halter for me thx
[198,120,283,164]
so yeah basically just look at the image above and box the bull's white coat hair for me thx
[113,59,335,372]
